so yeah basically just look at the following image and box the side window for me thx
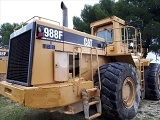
[121,28,125,41]
[121,28,128,41]
[107,30,113,42]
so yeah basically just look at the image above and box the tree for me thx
[0,23,19,45]
[73,3,107,34]
[143,21,160,59]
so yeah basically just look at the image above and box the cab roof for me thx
[90,16,125,28]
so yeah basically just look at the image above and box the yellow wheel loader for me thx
[0,2,159,120]
[0,47,8,81]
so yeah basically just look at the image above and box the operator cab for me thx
[90,16,141,55]
[90,16,124,40]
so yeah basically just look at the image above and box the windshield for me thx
[97,29,113,42]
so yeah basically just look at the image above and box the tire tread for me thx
[94,62,140,119]
[145,63,160,100]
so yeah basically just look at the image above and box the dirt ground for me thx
[0,96,160,120]
[132,99,160,120]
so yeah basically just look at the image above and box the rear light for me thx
[36,26,43,39]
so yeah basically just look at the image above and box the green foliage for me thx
[0,23,19,45]
[99,0,114,16]
[143,21,160,58]
[73,0,160,55]
[73,3,107,34]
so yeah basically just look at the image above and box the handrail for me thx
[14,16,60,31]
[91,47,101,90]
[103,26,141,55]
[73,46,82,95]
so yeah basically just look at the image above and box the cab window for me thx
[97,29,113,42]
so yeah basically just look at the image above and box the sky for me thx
[0,0,99,29]
[147,52,160,63]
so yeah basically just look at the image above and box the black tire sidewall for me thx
[154,64,160,96]
[145,63,160,99]
[118,64,140,119]
[94,63,140,119]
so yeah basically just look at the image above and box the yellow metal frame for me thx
[0,79,93,109]
[0,49,8,73]
[0,49,8,81]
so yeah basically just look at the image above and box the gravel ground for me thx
[133,99,160,120]
[49,99,160,120]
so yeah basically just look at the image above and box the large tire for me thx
[94,62,141,120]
[145,63,160,100]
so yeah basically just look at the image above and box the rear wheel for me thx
[94,62,141,120]
[145,63,160,100]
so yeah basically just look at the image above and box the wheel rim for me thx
[122,77,135,109]
[158,74,160,90]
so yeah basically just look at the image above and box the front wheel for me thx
[94,62,141,120]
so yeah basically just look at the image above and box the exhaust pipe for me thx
[61,1,68,27]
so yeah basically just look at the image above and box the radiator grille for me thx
[7,30,31,84]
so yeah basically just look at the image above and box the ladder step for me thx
[88,101,99,106]
[88,113,101,120]
[82,87,101,120]
[86,88,97,92]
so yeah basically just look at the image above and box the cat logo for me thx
[84,38,92,47]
